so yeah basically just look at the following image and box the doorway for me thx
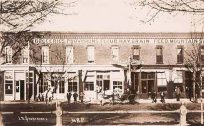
[15,80,24,100]
[103,80,110,91]
[141,80,154,94]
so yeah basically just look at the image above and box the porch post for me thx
[56,101,62,126]
[0,112,3,126]
[180,102,187,126]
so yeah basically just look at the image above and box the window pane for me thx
[111,46,119,61]
[84,82,94,91]
[5,46,12,63]
[5,83,13,94]
[42,46,49,64]
[87,46,95,63]
[177,48,183,55]
[66,46,73,64]
[156,48,162,55]
[22,46,29,63]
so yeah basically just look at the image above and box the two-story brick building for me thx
[0,32,204,101]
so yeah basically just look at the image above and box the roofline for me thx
[1,31,204,39]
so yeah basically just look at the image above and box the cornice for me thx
[30,32,204,39]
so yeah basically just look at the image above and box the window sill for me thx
[156,63,164,64]
[42,63,50,65]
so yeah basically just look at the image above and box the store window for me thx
[96,74,110,91]
[5,72,13,94]
[84,82,94,91]
[87,46,95,63]
[59,80,65,93]
[157,72,167,92]
[66,46,73,64]
[42,46,49,64]
[156,46,163,64]
[5,46,12,64]
[113,81,122,89]
[39,73,48,93]
[68,77,77,92]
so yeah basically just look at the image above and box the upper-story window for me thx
[42,46,49,64]
[22,46,29,64]
[200,46,204,63]
[177,46,184,64]
[87,46,95,63]
[111,46,119,62]
[132,45,140,60]
[66,46,73,64]
[5,46,12,64]
[156,45,163,64]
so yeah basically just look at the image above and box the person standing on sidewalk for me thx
[79,92,85,103]
[160,91,165,103]
[151,90,157,103]
[175,86,181,101]
[67,91,72,104]
[73,91,78,103]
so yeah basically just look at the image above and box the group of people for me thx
[37,88,54,104]
[150,86,182,103]
[150,90,166,103]
[67,91,85,104]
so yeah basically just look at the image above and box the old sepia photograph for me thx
[1,0,204,125]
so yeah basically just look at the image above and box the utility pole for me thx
[200,46,203,124]
[27,41,30,103]
[129,56,132,87]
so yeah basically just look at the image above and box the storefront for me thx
[2,67,35,101]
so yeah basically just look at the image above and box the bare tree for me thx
[136,0,204,23]
[0,0,77,63]
[184,43,203,102]
[0,0,77,31]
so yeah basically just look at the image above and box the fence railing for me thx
[1,102,204,126]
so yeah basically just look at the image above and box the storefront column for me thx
[32,72,34,101]
[12,70,15,100]
[154,72,157,92]
[78,70,83,97]
[139,71,141,95]
[24,70,26,101]
[182,71,186,97]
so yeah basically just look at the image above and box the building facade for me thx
[0,32,204,101]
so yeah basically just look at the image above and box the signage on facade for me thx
[34,38,204,45]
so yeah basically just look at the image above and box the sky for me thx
[32,0,203,33]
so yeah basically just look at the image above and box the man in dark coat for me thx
[151,90,157,103]
[73,92,78,103]
[175,86,181,101]
[67,92,72,104]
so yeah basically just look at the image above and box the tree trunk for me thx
[193,71,196,102]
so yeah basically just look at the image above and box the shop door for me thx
[103,80,110,91]
[15,81,20,100]
[15,80,24,100]
[141,80,154,94]
[20,80,24,100]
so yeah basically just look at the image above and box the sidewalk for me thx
[138,98,192,104]
[0,98,197,104]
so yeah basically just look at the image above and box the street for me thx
[1,98,204,125]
